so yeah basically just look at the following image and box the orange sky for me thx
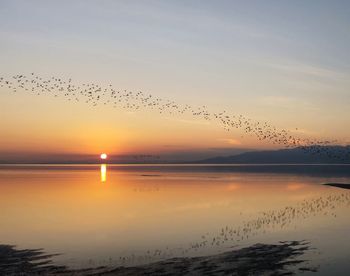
[1,1,349,162]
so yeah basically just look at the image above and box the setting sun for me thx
[1,1,350,274]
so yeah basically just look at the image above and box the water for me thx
[1,164,350,274]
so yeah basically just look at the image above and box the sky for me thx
[0,0,350,162]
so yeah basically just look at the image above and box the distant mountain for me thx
[194,146,350,164]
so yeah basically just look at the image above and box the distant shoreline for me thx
[1,146,349,165]
[1,163,350,166]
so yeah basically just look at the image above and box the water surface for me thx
[1,164,350,274]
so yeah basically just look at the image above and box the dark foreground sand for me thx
[0,241,317,275]
[324,183,350,190]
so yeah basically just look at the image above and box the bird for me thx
[0,73,349,161]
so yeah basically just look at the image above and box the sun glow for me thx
[100,153,107,160]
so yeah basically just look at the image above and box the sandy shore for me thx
[0,240,317,275]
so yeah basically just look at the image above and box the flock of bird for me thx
[85,190,350,267]
[1,74,349,268]
[1,73,349,161]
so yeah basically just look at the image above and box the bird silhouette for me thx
[1,73,349,161]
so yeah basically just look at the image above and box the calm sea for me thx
[1,164,350,275]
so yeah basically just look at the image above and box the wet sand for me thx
[0,241,316,275]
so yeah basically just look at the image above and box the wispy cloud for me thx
[263,60,349,81]
[164,117,210,125]
[217,138,241,145]
[259,96,320,112]
[288,128,317,136]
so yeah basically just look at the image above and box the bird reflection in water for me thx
[101,164,107,182]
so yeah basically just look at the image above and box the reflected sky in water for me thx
[0,165,350,274]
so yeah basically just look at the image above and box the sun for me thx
[100,153,107,160]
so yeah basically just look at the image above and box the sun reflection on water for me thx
[100,164,107,182]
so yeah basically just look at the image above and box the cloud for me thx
[288,127,316,136]
[259,96,320,112]
[164,117,210,125]
[262,59,349,81]
[217,138,241,145]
